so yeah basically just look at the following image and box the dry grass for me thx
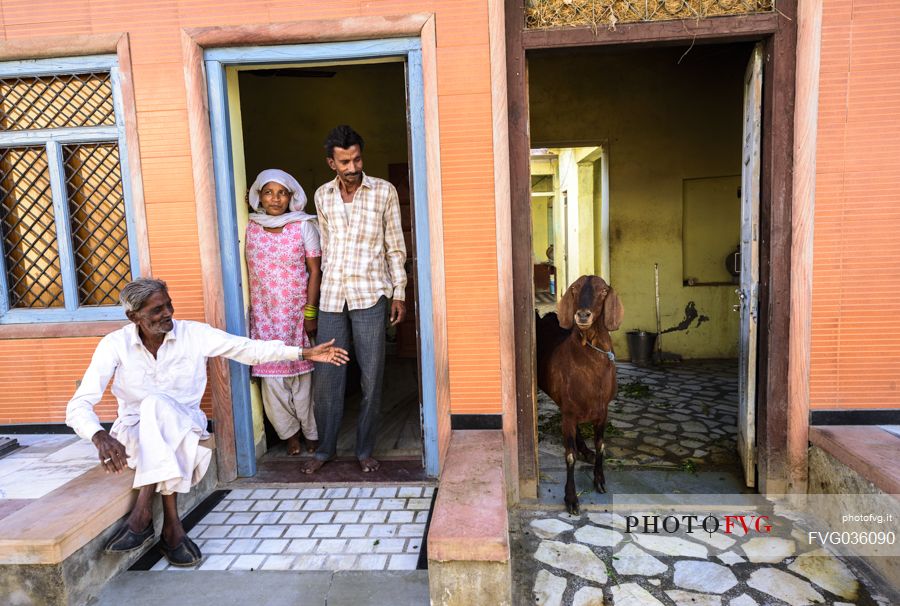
[525,0,775,30]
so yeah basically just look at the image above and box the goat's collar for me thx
[586,341,616,362]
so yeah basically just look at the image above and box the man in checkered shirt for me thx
[302,125,407,475]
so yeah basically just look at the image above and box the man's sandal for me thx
[104,523,154,553]
[159,536,202,567]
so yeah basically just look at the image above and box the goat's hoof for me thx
[595,482,606,494]
[565,501,580,516]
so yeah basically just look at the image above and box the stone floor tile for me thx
[201,512,231,525]
[228,525,259,539]
[226,488,254,500]
[253,511,283,525]
[741,537,795,563]
[334,511,361,524]
[327,555,358,570]
[388,510,414,524]
[388,554,419,570]
[414,511,430,524]
[574,525,623,547]
[284,525,313,538]
[534,541,607,584]
[374,538,407,553]
[306,511,335,524]
[572,586,605,606]
[274,489,300,499]
[666,590,721,606]
[251,499,278,512]
[323,487,348,499]
[369,524,398,537]
[405,541,421,553]
[230,554,266,570]
[728,595,758,606]
[407,498,431,510]
[347,486,374,498]
[257,539,289,554]
[226,512,257,525]
[356,554,388,570]
[299,488,324,499]
[188,525,207,538]
[373,487,397,498]
[293,554,328,570]
[150,559,168,571]
[260,555,295,570]
[279,511,308,525]
[355,498,382,510]
[251,488,277,499]
[610,583,664,606]
[229,538,262,554]
[312,524,341,538]
[787,548,859,601]
[673,561,737,593]
[347,538,378,553]
[533,569,566,606]
[201,525,232,539]
[380,498,406,510]
[226,500,254,512]
[202,539,233,554]
[340,524,369,538]
[398,523,425,537]
[276,499,305,512]
[612,543,667,576]
[746,568,823,606]
[304,499,330,511]
[422,486,435,497]
[361,511,389,524]
[316,539,348,554]
[286,538,317,554]
[329,499,356,511]
[256,525,287,538]
[198,555,235,571]
[397,486,422,498]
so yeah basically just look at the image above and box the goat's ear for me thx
[558,276,586,329]
[603,287,624,331]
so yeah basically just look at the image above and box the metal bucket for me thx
[626,330,657,366]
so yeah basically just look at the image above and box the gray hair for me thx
[120,278,168,312]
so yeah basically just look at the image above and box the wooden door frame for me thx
[505,4,803,497]
[182,14,450,482]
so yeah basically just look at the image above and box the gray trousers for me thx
[313,296,388,461]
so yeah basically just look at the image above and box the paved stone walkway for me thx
[512,505,896,606]
[150,485,433,571]
[538,360,739,469]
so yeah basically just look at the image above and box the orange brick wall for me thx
[811,0,900,409]
[0,0,502,423]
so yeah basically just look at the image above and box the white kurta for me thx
[66,320,302,493]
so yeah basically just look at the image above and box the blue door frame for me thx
[204,37,439,478]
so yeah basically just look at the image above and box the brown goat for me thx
[536,275,624,515]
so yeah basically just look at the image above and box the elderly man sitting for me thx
[66,278,348,566]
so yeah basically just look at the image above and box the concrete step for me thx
[90,570,430,606]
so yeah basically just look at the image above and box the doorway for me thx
[204,38,439,479]
[526,42,761,500]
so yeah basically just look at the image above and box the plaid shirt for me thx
[314,173,407,312]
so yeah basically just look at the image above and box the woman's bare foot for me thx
[286,431,302,456]
[359,457,380,473]
[304,438,319,454]
[301,458,327,474]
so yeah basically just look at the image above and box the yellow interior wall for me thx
[237,62,408,198]
[532,197,550,262]
[682,175,741,283]
[529,45,749,359]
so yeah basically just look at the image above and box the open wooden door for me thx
[737,43,763,488]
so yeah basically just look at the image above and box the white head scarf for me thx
[248,168,316,229]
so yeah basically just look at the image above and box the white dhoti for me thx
[111,394,212,494]
[260,373,317,440]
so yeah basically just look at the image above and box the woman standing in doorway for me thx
[246,169,321,455]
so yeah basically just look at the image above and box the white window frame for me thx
[0,54,139,324]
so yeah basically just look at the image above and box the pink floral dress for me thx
[246,220,320,377]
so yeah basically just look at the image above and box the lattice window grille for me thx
[0,72,116,131]
[525,0,776,29]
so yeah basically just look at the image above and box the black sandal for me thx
[104,522,154,553]
[159,536,202,567]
